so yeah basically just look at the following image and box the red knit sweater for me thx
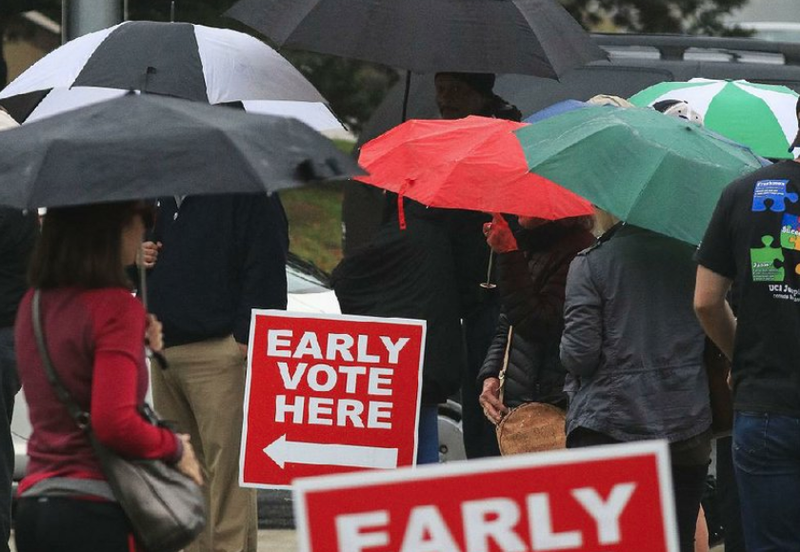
[14,287,179,494]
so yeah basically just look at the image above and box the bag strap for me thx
[31,290,91,431]
[497,325,514,405]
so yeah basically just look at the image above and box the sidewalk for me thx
[8,530,299,552]
[258,530,299,551]
[8,530,725,551]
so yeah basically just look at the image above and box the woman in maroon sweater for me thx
[13,201,202,552]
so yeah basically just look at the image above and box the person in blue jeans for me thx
[695,98,800,552]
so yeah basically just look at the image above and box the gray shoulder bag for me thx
[31,290,206,552]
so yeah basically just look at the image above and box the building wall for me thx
[4,38,48,83]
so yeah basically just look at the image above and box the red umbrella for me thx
[357,116,592,228]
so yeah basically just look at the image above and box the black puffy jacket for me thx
[477,222,595,408]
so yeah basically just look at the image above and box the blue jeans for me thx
[733,411,800,552]
[416,405,439,464]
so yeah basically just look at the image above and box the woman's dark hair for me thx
[28,201,143,289]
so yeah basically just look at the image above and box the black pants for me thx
[0,328,19,552]
[568,427,709,552]
[15,497,138,552]
[461,302,501,459]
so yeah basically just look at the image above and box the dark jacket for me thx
[332,202,471,405]
[147,194,289,348]
[0,207,38,328]
[560,224,711,443]
[478,222,595,407]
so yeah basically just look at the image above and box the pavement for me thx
[7,529,727,551]
[257,530,299,551]
[8,530,299,552]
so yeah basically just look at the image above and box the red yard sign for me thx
[240,310,426,488]
[294,441,679,552]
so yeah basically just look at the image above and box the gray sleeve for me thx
[560,254,603,377]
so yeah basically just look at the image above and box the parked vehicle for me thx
[735,22,800,44]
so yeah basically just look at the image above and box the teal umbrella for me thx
[516,106,765,245]
[629,78,799,160]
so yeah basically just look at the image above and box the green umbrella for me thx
[516,105,764,245]
[629,78,799,160]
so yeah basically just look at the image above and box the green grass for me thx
[281,139,354,273]
[281,182,345,273]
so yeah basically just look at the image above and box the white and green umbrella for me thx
[630,78,799,160]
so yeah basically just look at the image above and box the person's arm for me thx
[694,183,737,360]
[89,292,179,461]
[694,265,736,360]
[233,194,289,348]
[560,255,603,377]
[476,315,512,424]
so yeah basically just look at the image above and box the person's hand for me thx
[176,434,203,486]
[145,314,163,353]
[479,377,508,425]
[138,241,162,269]
[483,213,518,254]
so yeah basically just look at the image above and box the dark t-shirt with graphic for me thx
[697,160,800,416]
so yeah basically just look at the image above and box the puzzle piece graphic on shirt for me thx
[752,180,798,212]
[780,213,800,250]
[750,235,784,282]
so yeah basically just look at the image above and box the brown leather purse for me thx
[495,327,567,455]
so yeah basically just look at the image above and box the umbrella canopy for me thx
[0,21,342,131]
[224,0,605,78]
[524,99,587,123]
[629,78,800,160]
[516,106,765,244]
[357,116,593,219]
[0,94,361,210]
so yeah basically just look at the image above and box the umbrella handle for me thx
[138,244,169,370]
[480,251,497,290]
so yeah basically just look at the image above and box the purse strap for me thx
[31,290,91,431]
[497,325,514,405]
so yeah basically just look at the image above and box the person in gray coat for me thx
[560,219,712,552]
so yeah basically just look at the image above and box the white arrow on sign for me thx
[264,434,399,470]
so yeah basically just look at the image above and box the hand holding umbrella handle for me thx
[481,213,517,289]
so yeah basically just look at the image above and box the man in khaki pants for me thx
[142,191,288,552]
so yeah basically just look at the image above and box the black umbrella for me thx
[0,21,341,130]
[225,0,603,77]
[0,94,361,210]
[224,0,606,118]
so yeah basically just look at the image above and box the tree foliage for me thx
[559,0,749,35]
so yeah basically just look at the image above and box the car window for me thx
[286,253,331,294]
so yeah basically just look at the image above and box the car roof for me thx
[358,33,800,146]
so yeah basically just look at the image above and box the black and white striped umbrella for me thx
[0,21,343,132]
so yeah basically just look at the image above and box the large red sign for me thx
[240,310,426,488]
[294,441,678,552]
